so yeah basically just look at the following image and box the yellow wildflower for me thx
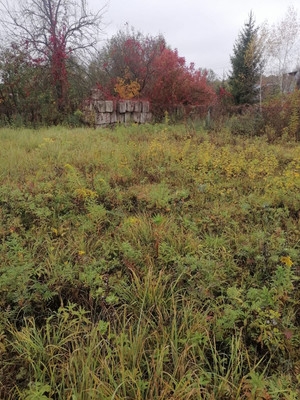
[280,256,293,267]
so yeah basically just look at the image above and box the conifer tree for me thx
[229,12,263,105]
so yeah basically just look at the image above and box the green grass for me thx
[0,123,299,399]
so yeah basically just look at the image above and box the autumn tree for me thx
[229,12,263,104]
[91,27,216,119]
[0,43,76,125]
[114,68,141,99]
[146,48,216,118]
[263,6,300,93]
[0,0,106,114]
[90,27,166,97]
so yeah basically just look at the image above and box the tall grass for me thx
[0,123,299,398]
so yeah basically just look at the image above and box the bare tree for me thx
[0,0,107,109]
[263,5,300,93]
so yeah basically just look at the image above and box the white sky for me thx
[90,0,300,78]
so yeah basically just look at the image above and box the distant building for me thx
[256,73,298,101]
[288,70,300,90]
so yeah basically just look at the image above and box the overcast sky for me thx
[90,0,300,78]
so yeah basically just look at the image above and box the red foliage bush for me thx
[145,48,217,119]
[261,91,300,141]
[97,31,217,120]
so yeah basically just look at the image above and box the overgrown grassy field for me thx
[0,123,299,399]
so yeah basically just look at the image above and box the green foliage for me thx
[229,12,262,105]
[0,125,299,398]
[226,90,300,141]
[230,110,264,136]
[216,263,298,352]
[0,46,90,127]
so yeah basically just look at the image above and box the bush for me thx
[262,91,300,141]
[229,110,264,137]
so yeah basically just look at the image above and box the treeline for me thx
[0,0,217,127]
[0,0,300,134]
[0,36,218,126]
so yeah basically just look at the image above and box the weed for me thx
[0,124,299,398]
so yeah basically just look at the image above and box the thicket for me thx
[88,28,217,121]
[0,0,104,127]
[0,26,217,127]
[212,89,300,142]
[0,123,299,399]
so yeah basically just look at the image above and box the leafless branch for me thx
[0,0,107,60]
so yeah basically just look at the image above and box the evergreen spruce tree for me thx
[229,12,263,105]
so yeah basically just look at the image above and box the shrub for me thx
[230,110,264,137]
[262,91,300,141]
